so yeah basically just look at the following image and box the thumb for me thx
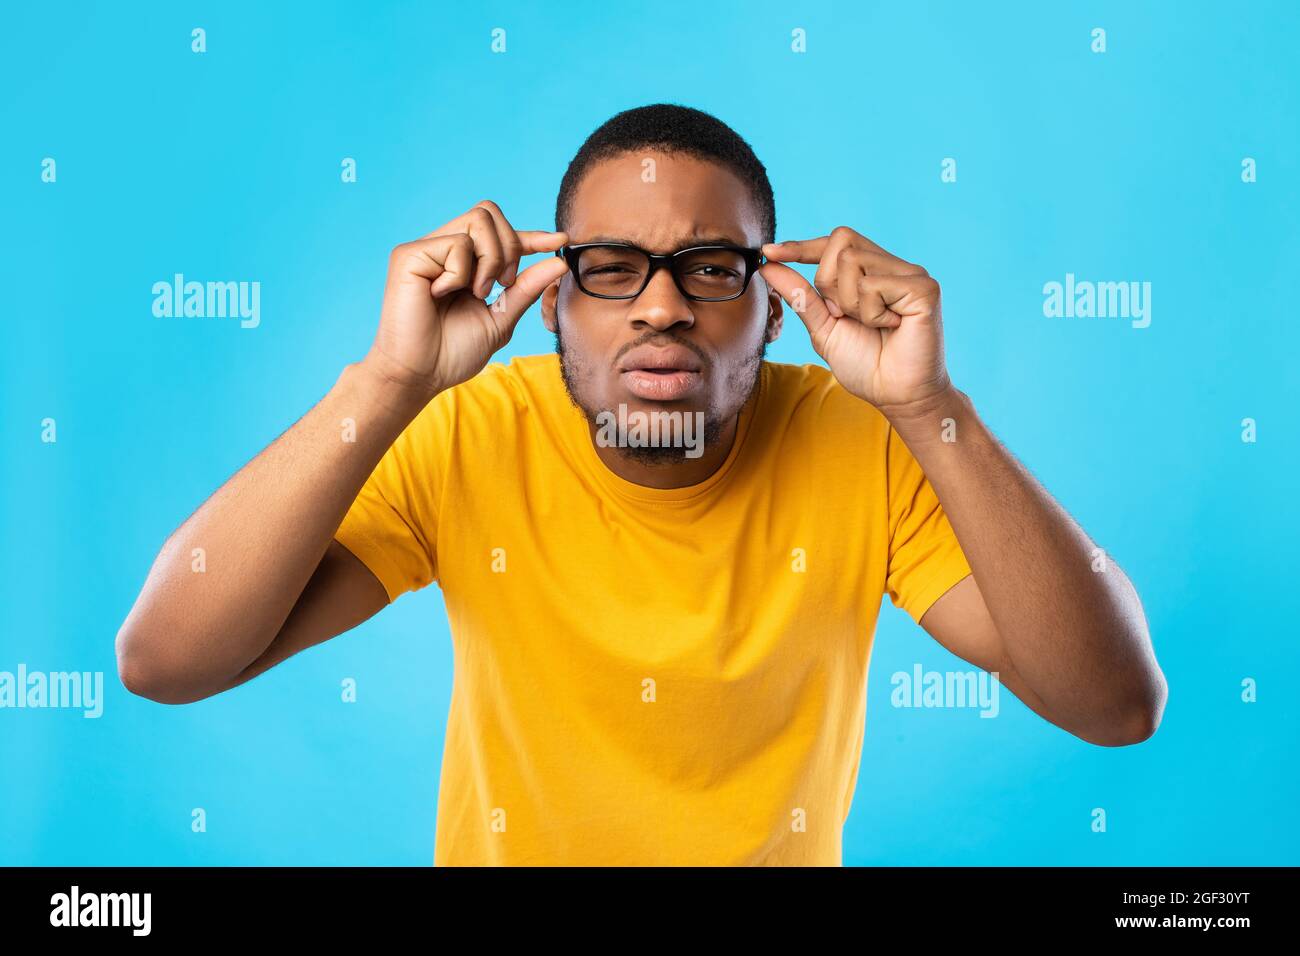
[486,255,569,330]
[759,261,836,354]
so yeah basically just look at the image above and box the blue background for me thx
[2,1,1296,866]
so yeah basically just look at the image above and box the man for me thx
[116,104,1167,866]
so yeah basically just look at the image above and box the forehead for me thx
[566,150,762,252]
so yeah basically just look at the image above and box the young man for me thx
[116,104,1166,866]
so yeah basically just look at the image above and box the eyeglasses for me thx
[556,242,765,302]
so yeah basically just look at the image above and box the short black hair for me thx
[555,103,776,246]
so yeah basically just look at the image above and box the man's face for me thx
[542,150,783,465]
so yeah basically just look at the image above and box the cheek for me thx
[558,315,621,396]
[710,313,766,362]
[560,307,623,360]
[710,324,766,393]
[562,324,607,367]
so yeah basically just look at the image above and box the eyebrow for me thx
[584,234,748,252]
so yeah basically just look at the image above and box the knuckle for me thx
[445,234,472,264]
[390,241,422,268]
[831,225,855,240]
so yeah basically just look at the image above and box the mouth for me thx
[621,343,712,400]
[617,345,705,401]
[620,368,702,401]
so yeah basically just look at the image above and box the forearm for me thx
[116,358,434,697]
[881,385,1166,737]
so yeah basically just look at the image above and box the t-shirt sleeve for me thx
[883,421,973,625]
[332,387,452,604]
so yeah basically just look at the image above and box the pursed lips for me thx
[617,345,705,400]
[617,344,702,373]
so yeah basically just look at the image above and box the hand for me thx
[364,200,569,399]
[759,226,953,416]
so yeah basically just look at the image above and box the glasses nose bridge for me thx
[629,252,695,325]
[644,250,677,284]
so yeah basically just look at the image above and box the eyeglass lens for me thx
[575,246,748,300]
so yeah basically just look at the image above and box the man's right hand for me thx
[364,200,570,400]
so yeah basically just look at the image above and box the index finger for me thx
[765,231,899,263]
[423,209,566,255]
[516,229,569,255]
[761,236,830,264]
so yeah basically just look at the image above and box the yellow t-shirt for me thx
[333,353,972,866]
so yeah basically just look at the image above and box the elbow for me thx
[115,626,169,702]
[1123,693,1166,745]
[1127,658,1169,744]
[1105,671,1169,747]
[1091,621,1168,746]
[115,623,205,705]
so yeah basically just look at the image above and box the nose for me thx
[625,264,695,333]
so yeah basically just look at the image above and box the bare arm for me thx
[115,360,433,704]
[894,386,1166,746]
[116,200,571,704]
[760,226,1165,746]
[209,539,391,698]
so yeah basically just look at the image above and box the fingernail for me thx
[826,298,844,317]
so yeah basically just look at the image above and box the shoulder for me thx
[426,353,558,418]
[464,352,557,401]
[406,353,560,454]
[741,361,892,477]
[760,360,888,432]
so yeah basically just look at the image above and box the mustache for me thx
[612,333,709,370]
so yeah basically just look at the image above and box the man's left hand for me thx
[760,226,953,417]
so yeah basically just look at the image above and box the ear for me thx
[541,278,561,333]
[764,282,784,343]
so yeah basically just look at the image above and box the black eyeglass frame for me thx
[555,242,766,302]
